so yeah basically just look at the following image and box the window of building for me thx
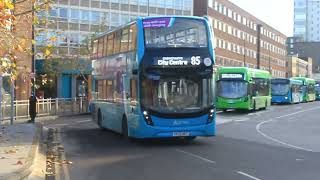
[208,0,213,8]
[80,10,90,22]
[59,8,68,19]
[70,9,80,21]
[91,11,101,24]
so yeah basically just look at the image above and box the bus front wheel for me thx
[122,116,129,139]
[182,136,197,142]
[97,110,104,130]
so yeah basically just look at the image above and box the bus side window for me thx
[120,28,129,53]
[107,34,114,56]
[114,31,121,54]
[98,38,104,58]
[103,35,108,56]
[129,24,137,51]
[92,40,98,58]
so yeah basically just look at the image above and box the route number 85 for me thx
[191,56,201,65]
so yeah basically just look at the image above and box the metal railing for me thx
[0,97,89,121]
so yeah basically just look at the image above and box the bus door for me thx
[291,85,300,103]
[125,74,140,131]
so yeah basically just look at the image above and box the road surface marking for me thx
[234,118,251,122]
[53,123,68,127]
[256,106,320,152]
[237,171,262,180]
[76,120,91,123]
[176,149,216,164]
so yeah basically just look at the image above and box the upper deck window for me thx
[143,18,208,48]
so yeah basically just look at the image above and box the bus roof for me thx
[217,67,271,80]
[292,77,316,85]
[94,16,207,40]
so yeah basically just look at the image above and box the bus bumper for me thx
[129,116,216,139]
[216,98,250,110]
[271,96,291,104]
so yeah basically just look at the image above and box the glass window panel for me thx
[107,34,114,55]
[91,11,101,23]
[59,8,68,18]
[113,31,121,54]
[120,28,129,52]
[81,10,90,22]
[129,24,137,51]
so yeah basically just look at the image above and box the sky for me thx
[229,0,294,36]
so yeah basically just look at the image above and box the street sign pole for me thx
[10,79,14,125]
[0,76,2,126]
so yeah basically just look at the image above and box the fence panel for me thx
[0,98,89,122]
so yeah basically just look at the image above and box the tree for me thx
[0,0,53,122]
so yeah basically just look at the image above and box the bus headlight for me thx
[143,111,154,126]
[285,97,288,99]
[207,108,215,124]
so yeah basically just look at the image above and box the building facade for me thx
[194,0,288,78]
[294,0,320,42]
[287,40,320,73]
[287,56,313,78]
[35,0,194,98]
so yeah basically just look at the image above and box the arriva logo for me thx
[173,120,190,126]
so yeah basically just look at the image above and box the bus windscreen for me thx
[143,18,208,48]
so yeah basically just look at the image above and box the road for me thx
[43,101,320,180]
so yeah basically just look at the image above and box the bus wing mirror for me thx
[132,69,138,75]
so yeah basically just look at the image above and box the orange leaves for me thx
[50,36,57,42]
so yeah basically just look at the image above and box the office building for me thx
[195,0,288,78]
[294,0,320,42]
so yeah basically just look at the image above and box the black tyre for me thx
[182,136,197,142]
[97,110,104,130]
[263,101,268,110]
[122,116,129,139]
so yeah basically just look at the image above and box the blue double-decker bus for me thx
[316,81,320,101]
[90,16,216,140]
[271,78,303,104]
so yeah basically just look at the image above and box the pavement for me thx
[0,123,42,180]
[40,101,320,180]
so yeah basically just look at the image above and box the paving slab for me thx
[0,123,42,180]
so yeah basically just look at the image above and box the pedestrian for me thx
[28,93,37,123]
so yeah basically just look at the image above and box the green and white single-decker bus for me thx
[216,67,272,111]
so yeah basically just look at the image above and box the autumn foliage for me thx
[0,0,52,80]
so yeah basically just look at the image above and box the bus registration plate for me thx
[173,132,190,137]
